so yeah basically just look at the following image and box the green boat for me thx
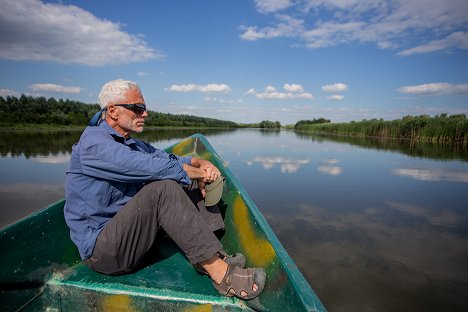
[0,134,326,311]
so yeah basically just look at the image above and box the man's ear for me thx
[106,105,119,119]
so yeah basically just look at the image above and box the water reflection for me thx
[264,201,468,312]
[32,153,71,164]
[392,168,468,183]
[317,159,343,176]
[0,128,237,157]
[295,131,468,161]
[317,165,342,176]
[1,129,82,158]
[246,156,310,173]
[135,128,237,143]
[1,128,468,312]
[258,129,281,136]
[386,201,464,227]
[2,129,467,163]
[0,183,64,227]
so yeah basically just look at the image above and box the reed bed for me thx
[295,114,468,142]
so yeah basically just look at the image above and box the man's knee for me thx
[141,180,186,205]
[144,179,181,194]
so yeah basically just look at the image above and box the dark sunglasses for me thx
[114,103,147,115]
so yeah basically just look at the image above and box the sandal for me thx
[194,250,246,275]
[213,263,266,300]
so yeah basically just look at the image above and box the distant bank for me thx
[294,114,468,143]
[2,95,467,142]
[0,95,280,129]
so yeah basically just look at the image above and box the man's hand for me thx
[182,157,221,198]
[191,157,221,183]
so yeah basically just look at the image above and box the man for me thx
[64,79,265,300]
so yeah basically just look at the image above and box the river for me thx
[1,128,467,311]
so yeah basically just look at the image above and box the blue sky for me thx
[1,0,467,124]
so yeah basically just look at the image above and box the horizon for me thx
[1,0,467,124]
[2,93,465,126]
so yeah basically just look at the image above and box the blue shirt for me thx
[64,121,192,260]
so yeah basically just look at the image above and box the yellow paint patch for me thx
[197,150,211,160]
[172,138,194,156]
[183,303,213,312]
[232,196,276,267]
[101,294,135,312]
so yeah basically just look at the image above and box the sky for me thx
[0,0,468,124]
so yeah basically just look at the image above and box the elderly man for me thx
[64,79,265,300]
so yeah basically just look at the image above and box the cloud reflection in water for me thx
[31,152,71,164]
[317,158,342,176]
[264,201,468,312]
[246,156,310,173]
[392,168,468,183]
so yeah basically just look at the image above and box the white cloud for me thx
[397,83,468,96]
[398,31,468,56]
[283,83,304,92]
[204,97,242,104]
[239,26,267,41]
[326,95,344,101]
[0,88,20,97]
[241,0,468,55]
[240,14,304,41]
[254,0,293,14]
[247,84,313,100]
[165,84,232,93]
[29,83,81,94]
[322,83,349,93]
[0,0,161,66]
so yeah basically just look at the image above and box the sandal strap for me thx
[194,250,245,275]
[213,264,266,300]
[219,250,246,268]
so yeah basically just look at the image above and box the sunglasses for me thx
[114,103,147,115]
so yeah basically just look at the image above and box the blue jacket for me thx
[64,121,192,260]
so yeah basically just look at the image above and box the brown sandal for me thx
[213,264,266,300]
[194,250,245,275]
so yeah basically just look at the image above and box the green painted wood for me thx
[0,134,327,311]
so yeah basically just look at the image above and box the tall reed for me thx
[295,114,468,142]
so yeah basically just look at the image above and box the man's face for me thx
[113,88,148,136]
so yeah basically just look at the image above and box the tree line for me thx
[239,120,282,128]
[0,95,288,129]
[294,114,468,142]
[5,95,463,142]
[0,95,237,128]
[0,95,99,126]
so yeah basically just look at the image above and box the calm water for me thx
[1,129,467,311]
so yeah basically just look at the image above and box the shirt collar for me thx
[99,120,137,145]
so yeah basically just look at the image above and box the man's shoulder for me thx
[79,124,114,146]
[81,125,106,138]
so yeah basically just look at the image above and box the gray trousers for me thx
[84,180,224,275]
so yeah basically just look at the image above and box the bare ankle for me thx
[200,255,228,284]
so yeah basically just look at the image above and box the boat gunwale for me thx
[177,134,326,311]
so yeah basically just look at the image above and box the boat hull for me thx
[0,134,326,311]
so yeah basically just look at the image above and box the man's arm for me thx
[189,157,221,182]
[183,157,221,197]
[182,163,207,181]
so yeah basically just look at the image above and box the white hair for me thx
[98,79,141,109]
